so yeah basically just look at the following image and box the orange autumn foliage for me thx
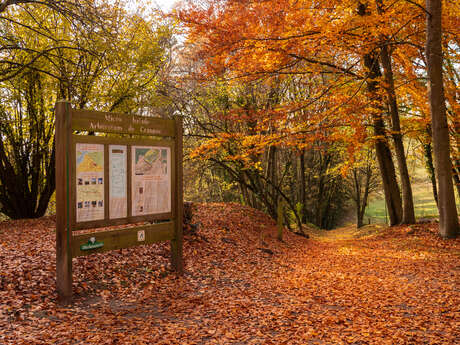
[177,0,459,164]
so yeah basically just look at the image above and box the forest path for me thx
[303,223,387,241]
[0,203,459,344]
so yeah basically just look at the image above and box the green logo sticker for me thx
[80,237,104,251]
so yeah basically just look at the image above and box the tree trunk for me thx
[352,164,372,229]
[359,2,402,226]
[380,43,416,224]
[452,164,460,201]
[359,166,372,228]
[363,51,403,225]
[239,176,250,205]
[423,141,439,206]
[277,198,284,241]
[353,169,364,228]
[425,0,459,238]
[356,209,364,228]
[298,149,306,223]
[266,145,278,213]
[452,117,460,200]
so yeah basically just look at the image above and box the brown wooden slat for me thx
[71,109,175,137]
[73,212,172,230]
[72,135,174,147]
[72,221,175,258]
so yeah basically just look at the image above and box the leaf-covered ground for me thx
[1,203,459,344]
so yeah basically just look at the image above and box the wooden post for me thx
[55,101,73,304]
[171,115,183,274]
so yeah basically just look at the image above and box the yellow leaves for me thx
[191,127,287,168]
[190,133,236,159]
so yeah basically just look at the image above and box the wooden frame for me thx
[55,101,183,304]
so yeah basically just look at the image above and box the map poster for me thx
[109,145,127,219]
[76,143,105,222]
[132,146,171,216]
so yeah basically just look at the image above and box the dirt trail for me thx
[303,223,387,241]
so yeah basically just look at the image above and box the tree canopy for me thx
[0,0,173,218]
[176,0,459,236]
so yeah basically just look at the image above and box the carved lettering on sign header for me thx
[140,127,162,135]
[85,115,164,135]
[90,121,124,132]
[105,114,123,123]
[132,116,150,125]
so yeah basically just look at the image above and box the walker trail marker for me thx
[55,101,183,304]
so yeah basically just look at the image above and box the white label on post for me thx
[137,230,145,242]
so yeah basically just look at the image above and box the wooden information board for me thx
[55,101,183,304]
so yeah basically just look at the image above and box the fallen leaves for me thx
[0,203,459,344]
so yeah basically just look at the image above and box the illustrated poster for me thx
[109,145,127,219]
[132,146,171,216]
[76,143,104,222]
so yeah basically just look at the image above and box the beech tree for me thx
[358,2,403,225]
[178,0,419,225]
[425,0,459,238]
[376,0,415,224]
[170,44,350,229]
[178,0,460,231]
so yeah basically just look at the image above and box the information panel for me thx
[55,102,183,304]
[109,145,127,219]
[131,146,171,216]
[76,143,104,222]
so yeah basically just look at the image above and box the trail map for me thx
[76,143,104,222]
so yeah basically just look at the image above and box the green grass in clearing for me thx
[365,169,459,224]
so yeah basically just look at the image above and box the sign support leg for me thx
[171,115,183,274]
[55,101,73,304]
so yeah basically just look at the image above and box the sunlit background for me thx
[154,0,176,11]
